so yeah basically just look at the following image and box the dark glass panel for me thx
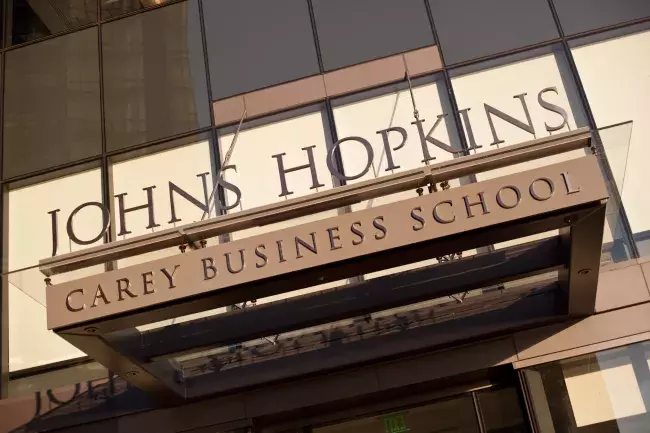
[9,0,97,45]
[312,0,434,71]
[101,0,174,20]
[3,28,102,178]
[429,0,559,65]
[101,0,210,151]
[203,0,320,100]
[477,387,527,433]
[553,0,650,36]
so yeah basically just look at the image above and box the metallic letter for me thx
[412,115,459,163]
[48,209,61,257]
[117,278,137,301]
[463,193,489,218]
[561,172,580,195]
[255,245,268,268]
[411,207,425,231]
[273,146,324,197]
[168,172,210,224]
[328,137,374,181]
[115,186,160,236]
[376,127,408,172]
[433,200,455,224]
[485,94,535,146]
[202,258,217,280]
[457,108,482,151]
[295,233,318,258]
[225,250,245,274]
[327,227,343,251]
[66,289,85,312]
[530,178,555,201]
[92,285,110,308]
[215,165,243,212]
[373,217,387,240]
[142,271,155,295]
[351,222,364,245]
[276,240,287,262]
[161,265,180,289]
[66,202,110,246]
[538,87,569,133]
[496,186,521,209]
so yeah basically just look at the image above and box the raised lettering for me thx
[277,240,287,263]
[215,165,243,212]
[530,178,555,201]
[433,200,455,224]
[376,127,408,172]
[66,202,110,246]
[92,284,110,307]
[142,271,155,295]
[225,250,246,274]
[328,137,374,181]
[327,227,343,251]
[496,186,521,209]
[255,244,268,268]
[373,217,387,240]
[351,222,365,246]
[273,146,324,198]
[457,108,482,151]
[463,192,489,218]
[115,186,160,236]
[538,87,569,133]
[485,93,535,146]
[411,207,425,231]
[48,209,61,257]
[561,172,580,195]
[202,258,217,280]
[161,265,180,289]
[66,289,85,312]
[412,115,459,163]
[168,172,210,224]
[117,278,137,301]
[295,233,318,258]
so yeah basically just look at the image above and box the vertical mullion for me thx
[546,0,639,259]
[471,391,487,433]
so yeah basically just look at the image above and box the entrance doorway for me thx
[311,386,528,433]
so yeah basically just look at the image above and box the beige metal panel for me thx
[596,261,650,312]
[514,302,650,364]
[243,75,327,118]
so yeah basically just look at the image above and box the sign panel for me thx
[46,156,607,330]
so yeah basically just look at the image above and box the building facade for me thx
[0,0,650,432]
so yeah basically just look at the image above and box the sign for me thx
[46,87,571,257]
[381,413,410,433]
[46,156,606,330]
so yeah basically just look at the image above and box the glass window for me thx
[477,387,528,432]
[331,76,469,279]
[313,395,481,433]
[570,26,650,257]
[428,0,558,65]
[203,0,320,100]
[524,340,650,432]
[102,0,210,152]
[450,46,596,250]
[312,0,434,72]
[101,0,174,20]
[8,0,97,45]
[553,0,650,36]
[109,137,217,268]
[5,165,103,372]
[3,28,101,179]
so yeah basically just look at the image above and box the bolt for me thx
[416,187,424,196]
[578,269,591,275]
[84,326,99,334]
[200,239,207,248]
[125,371,139,377]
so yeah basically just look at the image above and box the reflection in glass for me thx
[477,387,527,432]
[524,341,650,432]
[102,0,210,151]
[571,28,650,257]
[3,28,102,179]
[101,0,172,20]
[9,0,97,45]
[6,168,103,371]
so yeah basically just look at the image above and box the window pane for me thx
[571,27,650,257]
[428,0,558,65]
[312,0,434,71]
[102,0,210,152]
[203,0,320,100]
[110,138,217,268]
[477,387,527,433]
[6,167,103,371]
[553,0,650,36]
[524,341,650,432]
[3,28,101,179]
[450,47,593,250]
[9,0,97,45]
[101,0,174,20]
